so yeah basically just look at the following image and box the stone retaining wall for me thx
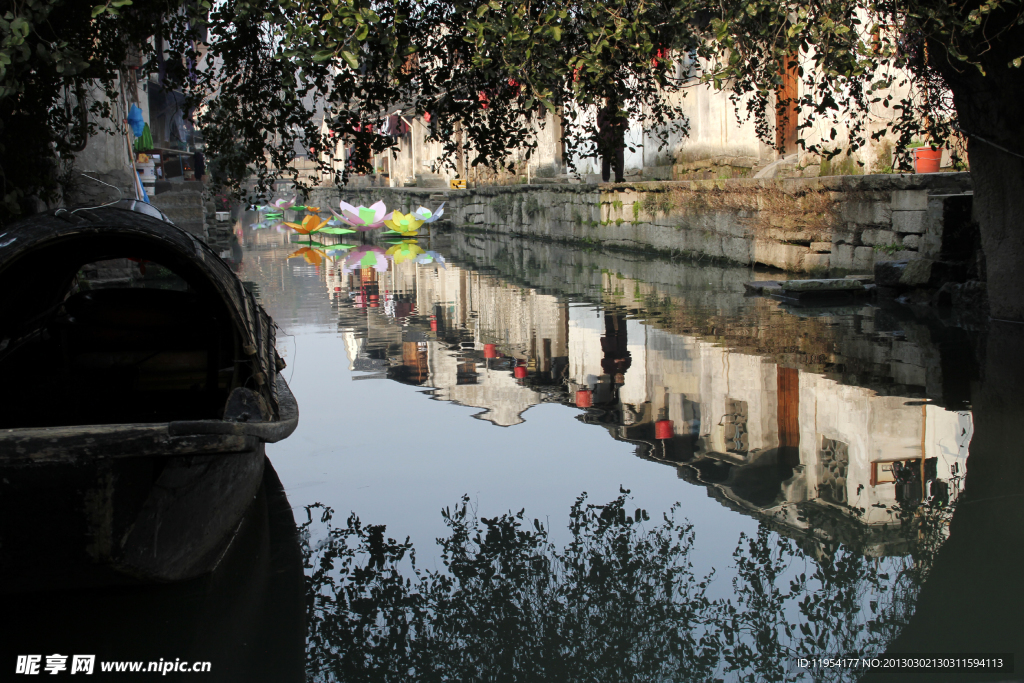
[312,172,973,274]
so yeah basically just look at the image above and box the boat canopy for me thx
[0,205,283,427]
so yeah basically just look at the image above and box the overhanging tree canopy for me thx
[3,0,1024,315]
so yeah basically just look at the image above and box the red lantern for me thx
[575,389,593,407]
[514,366,528,379]
[484,344,498,359]
[369,294,379,308]
[655,420,674,440]
[430,318,438,331]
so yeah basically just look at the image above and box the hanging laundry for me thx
[127,104,145,137]
[383,115,409,137]
[134,123,153,152]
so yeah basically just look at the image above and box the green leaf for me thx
[340,50,358,69]
[476,4,488,17]
[91,5,107,18]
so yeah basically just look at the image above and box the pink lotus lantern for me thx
[333,200,390,231]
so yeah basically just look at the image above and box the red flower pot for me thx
[914,147,942,174]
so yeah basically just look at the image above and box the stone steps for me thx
[414,173,447,189]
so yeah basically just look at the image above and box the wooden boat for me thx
[0,202,298,591]
[2,460,306,682]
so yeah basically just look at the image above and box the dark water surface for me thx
[233,212,1022,682]
[6,211,1021,682]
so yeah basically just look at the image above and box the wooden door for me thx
[777,366,800,449]
[776,52,799,155]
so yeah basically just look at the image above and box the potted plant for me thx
[909,140,942,173]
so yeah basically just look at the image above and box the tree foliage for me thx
[300,490,953,682]
[1,0,158,218]
[2,0,1022,224]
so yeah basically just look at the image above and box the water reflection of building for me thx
[569,311,970,554]
[327,258,569,426]
[323,252,971,554]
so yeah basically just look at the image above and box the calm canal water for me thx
[233,209,1018,682]
[7,209,1020,683]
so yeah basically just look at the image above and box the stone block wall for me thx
[318,172,972,274]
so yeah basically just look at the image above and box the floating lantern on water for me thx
[284,214,329,235]
[655,419,674,440]
[384,211,426,237]
[484,344,498,359]
[333,200,390,231]
[272,196,298,211]
[514,365,528,379]
[284,214,356,238]
[575,389,593,407]
[412,202,445,223]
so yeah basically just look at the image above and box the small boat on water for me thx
[0,202,299,591]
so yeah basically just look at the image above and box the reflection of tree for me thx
[302,494,953,682]
[716,504,953,683]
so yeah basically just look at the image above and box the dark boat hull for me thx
[0,374,299,591]
[0,207,299,590]
[1,459,307,683]
[0,436,265,591]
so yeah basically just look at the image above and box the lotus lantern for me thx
[384,211,426,237]
[412,202,445,223]
[285,215,330,235]
[284,215,356,237]
[333,200,390,231]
